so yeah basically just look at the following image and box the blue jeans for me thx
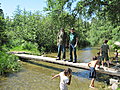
[69,44,77,62]
[57,44,66,59]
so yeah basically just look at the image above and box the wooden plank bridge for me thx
[14,53,120,77]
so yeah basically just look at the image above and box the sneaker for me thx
[73,61,77,63]
[68,60,72,62]
[62,59,66,61]
[56,57,60,60]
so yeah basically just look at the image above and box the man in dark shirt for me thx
[68,28,78,63]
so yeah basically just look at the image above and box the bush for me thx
[22,41,38,51]
[108,40,120,50]
[0,51,21,75]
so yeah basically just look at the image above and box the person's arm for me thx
[100,45,103,54]
[88,62,91,67]
[51,74,60,80]
[108,49,110,56]
[65,32,68,47]
[67,74,72,85]
[57,32,59,46]
[74,37,78,47]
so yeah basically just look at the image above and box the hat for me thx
[70,28,75,30]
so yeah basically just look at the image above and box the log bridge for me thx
[14,53,120,77]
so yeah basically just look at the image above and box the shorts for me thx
[101,52,109,61]
[89,67,96,78]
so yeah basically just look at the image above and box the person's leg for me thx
[105,53,109,67]
[69,44,73,62]
[62,45,66,60]
[73,46,77,63]
[102,61,104,67]
[56,45,61,60]
[101,52,105,67]
[106,61,109,67]
[116,57,118,63]
[89,78,95,88]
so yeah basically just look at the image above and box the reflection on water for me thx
[0,47,111,90]
[46,47,98,63]
[77,49,93,63]
[73,70,89,79]
[77,47,99,63]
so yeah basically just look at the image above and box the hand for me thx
[51,75,54,80]
[74,44,77,47]
[69,74,72,77]
[51,77,54,80]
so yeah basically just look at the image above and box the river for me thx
[0,47,112,90]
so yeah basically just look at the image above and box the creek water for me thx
[0,47,112,90]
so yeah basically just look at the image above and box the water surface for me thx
[0,47,112,90]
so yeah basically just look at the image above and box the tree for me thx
[0,6,8,50]
[73,0,120,25]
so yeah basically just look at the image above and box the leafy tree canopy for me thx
[45,0,120,25]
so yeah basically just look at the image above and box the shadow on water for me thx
[21,60,93,79]
[22,59,115,85]
[22,60,64,72]
[22,60,90,78]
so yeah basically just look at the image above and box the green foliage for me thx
[74,0,120,24]
[3,1,120,54]
[86,18,118,46]
[107,40,120,51]
[22,41,38,51]
[112,44,120,50]
[0,51,21,75]
[0,10,8,50]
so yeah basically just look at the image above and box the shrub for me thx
[0,51,21,75]
[22,41,38,51]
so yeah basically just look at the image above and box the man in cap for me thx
[68,28,78,63]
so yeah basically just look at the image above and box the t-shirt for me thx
[69,32,77,45]
[59,72,69,85]
[97,56,102,61]
[101,44,109,53]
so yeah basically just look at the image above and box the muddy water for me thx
[0,47,111,90]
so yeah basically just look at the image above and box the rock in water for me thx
[111,83,118,90]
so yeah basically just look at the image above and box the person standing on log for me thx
[100,40,110,67]
[68,28,78,63]
[56,28,67,61]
